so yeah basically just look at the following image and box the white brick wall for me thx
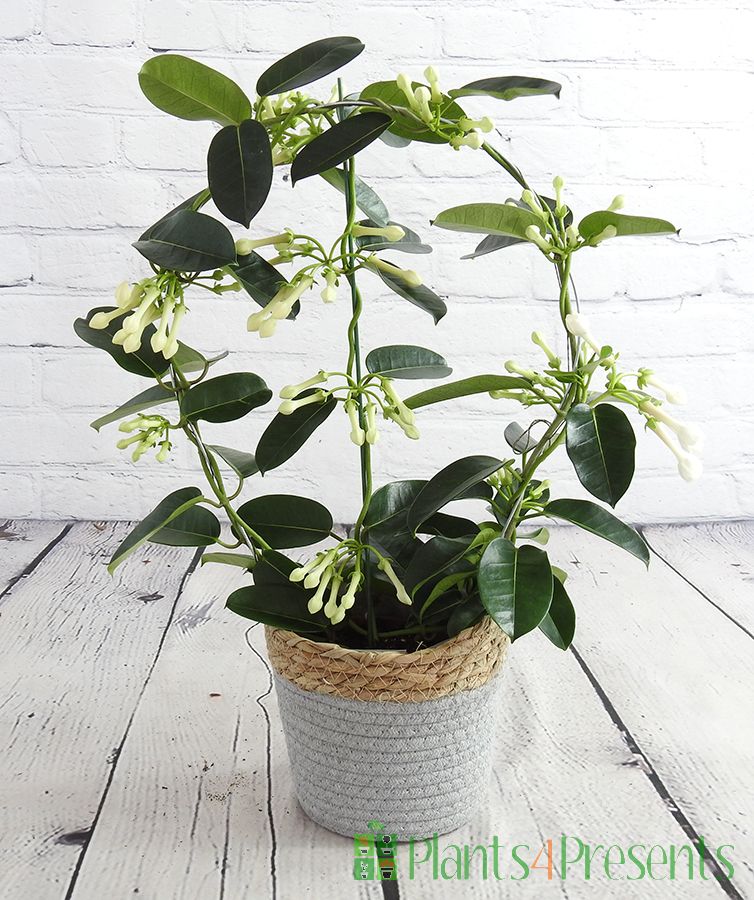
[1,0,752,522]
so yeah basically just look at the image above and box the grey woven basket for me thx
[265,617,509,841]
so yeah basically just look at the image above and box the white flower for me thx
[424,65,442,103]
[565,224,580,248]
[351,223,406,242]
[365,401,379,445]
[344,398,366,446]
[307,566,333,614]
[365,254,422,287]
[652,423,703,482]
[278,389,327,416]
[531,331,560,367]
[588,224,618,245]
[414,85,433,124]
[235,232,291,256]
[320,269,338,303]
[504,360,538,380]
[639,370,687,406]
[279,371,328,400]
[396,73,418,110]
[247,275,313,338]
[564,313,601,354]
[607,195,625,212]
[524,225,553,254]
[378,557,412,605]
[460,116,493,134]
[641,401,701,451]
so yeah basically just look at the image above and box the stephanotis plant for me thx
[74,37,701,652]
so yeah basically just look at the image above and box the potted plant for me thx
[74,37,700,841]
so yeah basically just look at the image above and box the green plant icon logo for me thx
[353,820,398,880]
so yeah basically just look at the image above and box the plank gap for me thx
[0,521,73,604]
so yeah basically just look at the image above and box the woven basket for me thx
[265,616,510,840]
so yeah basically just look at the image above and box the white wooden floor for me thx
[0,520,752,900]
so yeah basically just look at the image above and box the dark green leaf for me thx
[377,270,446,323]
[432,202,543,239]
[253,549,299,586]
[236,494,333,549]
[360,80,466,144]
[180,373,272,423]
[539,578,576,650]
[404,374,528,410]
[74,307,170,379]
[133,210,236,272]
[354,220,431,254]
[408,455,503,534]
[256,390,337,474]
[478,539,553,641]
[171,344,228,376]
[139,54,251,126]
[447,596,486,637]
[404,535,476,597]
[291,112,391,184]
[108,487,205,573]
[150,504,221,547]
[90,384,176,432]
[232,252,296,317]
[578,211,679,242]
[208,444,259,479]
[363,480,425,561]
[566,403,636,507]
[461,233,526,260]
[227,584,327,632]
[449,76,561,102]
[207,119,273,227]
[365,345,452,380]
[139,189,211,241]
[256,36,365,96]
[201,551,256,569]
[421,511,479,539]
[319,168,390,226]
[544,498,650,566]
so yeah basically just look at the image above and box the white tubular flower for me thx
[279,371,328,400]
[385,408,420,440]
[340,570,361,610]
[652,423,703,482]
[396,73,418,110]
[504,360,537,380]
[641,400,702,451]
[378,557,412,605]
[589,224,618,245]
[531,331,560,367]
[155,440,171,463]
[278,389,327,416]
[424,65,442,103]
[414,85,433,124]
[162,302,186,360]
[365,401,379,444]
[308,566,334,614]
[565,224,580,249]
[365,254,422,287]
[638,370,687,406]
[114,281,141,310]
[524,224,553,254]
[450,132,483,150]
[460,116,493,134]
[258,317,277,338]
[351,223,406,242]
[345,398,366,446]
[608,195,625,212]
[564,312,601,354]
[320,269,338,303]
[150,295,176,353]
[88,308,125,330]
[381,379,416,425]
[303,549,338,590]
[235,232,291,256]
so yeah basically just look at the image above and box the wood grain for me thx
[0,519,70,596]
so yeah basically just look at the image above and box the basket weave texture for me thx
[265,615,509,703]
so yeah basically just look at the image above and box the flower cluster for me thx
[116,414,171,463]
[246,274,314,338]
[90,276,186,359]
[256,88,325,166]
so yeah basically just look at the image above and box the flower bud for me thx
[278,390,327,416]
[589,225,618,246]
[641,401,701,451]
[308,567,333,614]
[351,223,406,242]
[156,440,171,463]
[639,371,687,406]
[424,65,442,103]
[608,195,625,212]
[505,360,538,380]
[531,331,560,367]
[345,398,366,446]
[378,557,412,605]
[365,401,379,444]
[459,116,493,134]
[320,269,338,303]
[414,85,433,124]
[279,371,328,400]
[123,332,143,354]
[258,317,277,338]
[365,254,422,287]
[565,224,580,248]
[235,233,291,256]
[524,224,553,254]
[396,73,418,110]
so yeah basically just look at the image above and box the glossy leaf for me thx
[201,551,256,569]
[291,112,391,184]
[566,403,636,507]
[74,307,170,379]
[90,384,176,432]
[232,252,295,316]
[237,494,333,549]
[578,211,679,242]
[319,168,390,226]
[363,479,425,561]
[227,584,327,632]
[108,487,205,573]
[180,372,272,423]
[408,455,503,534]
[252,549,299,586]
[478,539,553,641]
[544,498,650,566]
[139,54,251,126]
[365,345,451,380]
[171,344,228,376]
[256,36,365,96]
[207,119,273,227]
[461,233,525,260]
[449,76,561,102]
[539,578,576,650]
[133,209,236,272]
[420,511,479,539]
[256,390,337,474]
[447,596,486,637]
[404,535,475,597]
[377,270,446,323]
[360,80,466,144]
[150,504,221,547]
[208,444,259,479]
[405,374,528,410]
[432,202,543,239]
[139,189,211,241]
[354,220,431,255]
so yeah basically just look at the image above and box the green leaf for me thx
[461,233,526,260]
[539,578,576,650]
[377,270,446,323]
[447,596,486,637]
[171,344,228,376]
[566,403,636,507]
[544,498,650,567]
[408,455,503,534]
[236,494,333,549]
[90,384,176,431]
[420,511,479,539]
[478,539,553,641]
[404,374,528,410]
[253,549,299,586]
[108,487,205,573]
[319,169,390,227]
[363,479,425,561]
[256,390,337,474]
[227,584,327,632]
[432,202,543,239]
[578,211,679,242]
[232,252,296,317]
[449,76,561,102]
[291,112,391,184]
[201,551,256,570]
[207,119,273,227]
[180,373,272,423]
[365,345,452,380]
[74,307,170,379]
[208,444,259,479]
[138,54,251,126]
[360,80,466,144]
[354,220,431,255]
[139,189,212,241]
[256,36,365,96]
[404,535,476,597]
[133,210,236,272]
[150,504,221,547]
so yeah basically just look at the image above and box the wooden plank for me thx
[68,551,381,900]
[0,522,196,900]
[0,519,71,594]
[644,522,754,635]
[551,527,754,898]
